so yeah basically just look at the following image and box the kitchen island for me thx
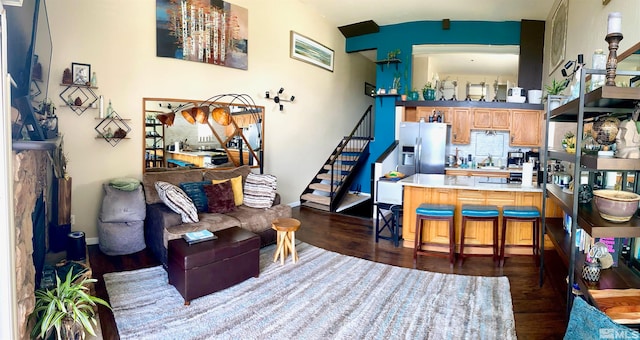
[400,174,561,256]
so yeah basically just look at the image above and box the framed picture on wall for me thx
[71,62,91,85]
[364,82,375,97]
[290,31,334,72]
[549,0,568,75]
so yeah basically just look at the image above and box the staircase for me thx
[300,106,373,212]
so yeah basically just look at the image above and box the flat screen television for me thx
[7,0,53,141]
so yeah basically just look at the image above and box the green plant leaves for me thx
[29,269,111,339]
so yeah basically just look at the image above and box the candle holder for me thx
[605,32,623,86]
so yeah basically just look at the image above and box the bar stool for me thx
[500,206,540,267]
[414,204,456,267]
[459,205,500,266]
[375,203,403,247]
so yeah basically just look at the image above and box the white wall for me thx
[543,0,640,87]
[46,0,375,239]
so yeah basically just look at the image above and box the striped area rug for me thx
[104,242,516,339]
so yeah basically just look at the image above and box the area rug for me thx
[103,242,516,339]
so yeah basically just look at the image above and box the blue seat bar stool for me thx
[500,206,541,267]
[459,205,500,266]
[375,203,403,247]
[414,204,456,267]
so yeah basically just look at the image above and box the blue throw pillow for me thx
[564,297,640,340]
[179,181,210,213]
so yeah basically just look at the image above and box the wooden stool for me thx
[459,204,500,266]
[272,218,301,264]
[414,204,456,267]
[500,206,540,267]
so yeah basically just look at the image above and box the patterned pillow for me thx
[155,181,199,223]
[243,173,277,209]
[178,181,211,213]
[211,175,243,206]
[203,181,236,213]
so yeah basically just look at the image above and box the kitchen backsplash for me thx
[445,129,531,165]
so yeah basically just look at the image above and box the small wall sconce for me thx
[265,87,295,111]
[560,54,584,89]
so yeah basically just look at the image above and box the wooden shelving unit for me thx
[541,67,640,320]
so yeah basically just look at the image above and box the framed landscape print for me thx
[290,31,334,72]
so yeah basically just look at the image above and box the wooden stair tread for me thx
[323,164,353,171]
[330,155,358,162]
[300,201,330,211]
[309,183,336,192]
[316,173,342,182]
[301,193,330,205]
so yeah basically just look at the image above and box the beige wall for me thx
[46,0,375,240]
[543,0,640,85]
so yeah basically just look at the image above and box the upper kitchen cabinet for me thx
[451,108,471,144]
[510,109,542,147]
[472,109,510,130]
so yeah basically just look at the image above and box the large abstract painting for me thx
[156,0,248,70]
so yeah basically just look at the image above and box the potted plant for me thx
[29,270,111,340]
[390,75,401,95]
[545,79,568,110]
[562,131,576,154]
[386,49,401,63]
[422,82,436,101]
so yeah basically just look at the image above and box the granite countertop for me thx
[399,174,541,192]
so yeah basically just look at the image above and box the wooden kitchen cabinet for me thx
[402,186,549,256]
[451,108,471,144]
[510,109,542,147]
[472,109,510,130]
[403,188,457,252]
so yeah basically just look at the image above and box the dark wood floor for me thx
[89,206,568,340]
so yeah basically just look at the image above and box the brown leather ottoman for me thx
[168,227,260,305]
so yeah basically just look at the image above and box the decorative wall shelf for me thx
[59,84,98,116]
[94,111,131,147]
[374,58,401,71]
[373,93,400,104]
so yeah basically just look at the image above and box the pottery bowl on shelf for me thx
[593,189,640,222]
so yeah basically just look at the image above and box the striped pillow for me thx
[243,173,277,209]
[155,181,199,223]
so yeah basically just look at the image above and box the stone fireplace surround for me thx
[13,148,51,340]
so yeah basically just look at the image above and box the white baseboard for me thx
[86,237,99,245]
[289,201,301,207]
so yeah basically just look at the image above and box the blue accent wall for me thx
[348,20,522,194]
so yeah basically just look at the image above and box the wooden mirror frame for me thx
[142,97,264,173]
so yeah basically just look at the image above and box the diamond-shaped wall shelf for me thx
[59,84,99,115]
[94,111,131,147]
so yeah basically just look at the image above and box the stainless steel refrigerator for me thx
[397,122,446,176]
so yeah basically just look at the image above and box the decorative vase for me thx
[389,88,398,95]
[408,91,419,101]
[582,260,601,283]
[423,88,436,101]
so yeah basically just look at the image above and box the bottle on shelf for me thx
[91,71,97,87]
[98,96,104,118]
[107,99,113,117]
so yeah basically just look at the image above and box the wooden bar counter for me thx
[400,174,562,256]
